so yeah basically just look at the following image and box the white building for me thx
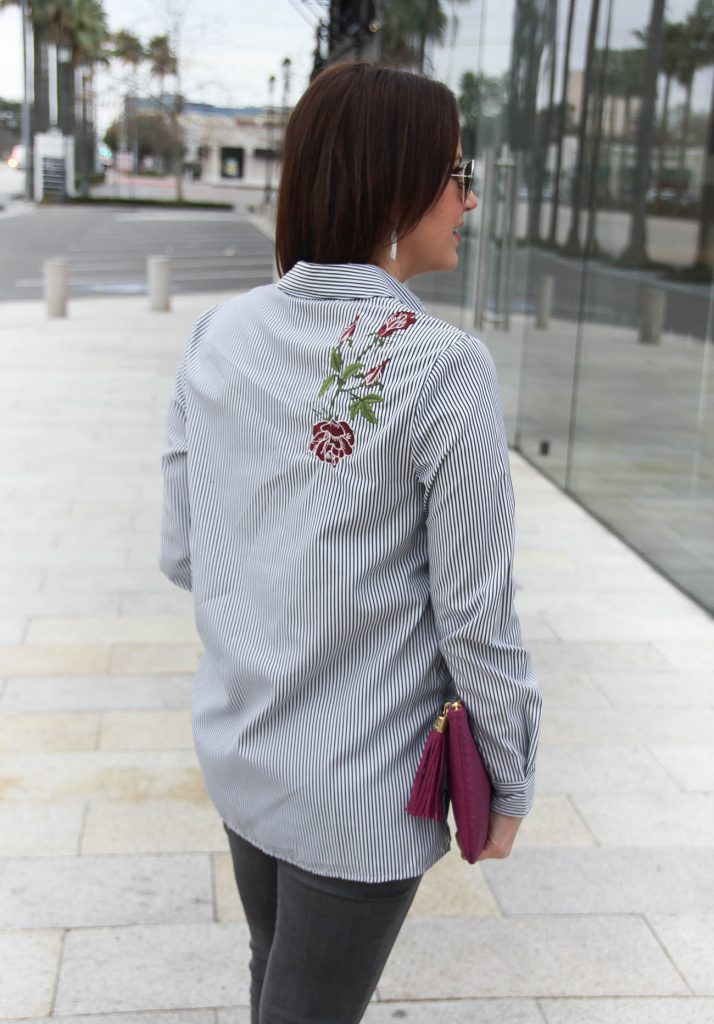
[180,102,287,189]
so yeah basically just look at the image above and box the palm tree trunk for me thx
[620,0,666,266]
[548,0,576,246]
[619,93,632,201]
[655,72,671,202]
[678,78,693,172]
[693,70,714,271]
[529,0,558,244]
[564,0,602,254]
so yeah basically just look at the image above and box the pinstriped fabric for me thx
[160,261,542,882]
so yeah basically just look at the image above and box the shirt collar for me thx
[277,261,426,315]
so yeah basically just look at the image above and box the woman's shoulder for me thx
[407,308,496,379]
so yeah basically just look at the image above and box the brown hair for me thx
[275,61,460,275]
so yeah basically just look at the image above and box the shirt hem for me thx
[220,816,451,884]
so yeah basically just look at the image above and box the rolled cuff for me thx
[490,771,536,817]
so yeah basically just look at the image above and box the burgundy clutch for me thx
[407,700,492,864]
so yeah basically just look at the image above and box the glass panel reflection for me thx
[402,0,714,612]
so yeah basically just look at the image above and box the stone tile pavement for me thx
[0,293,713,1023]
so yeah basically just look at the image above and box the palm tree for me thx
[527,0,558,245]
[458,70,505,160]
[601,47,645,203]
[547,0,577,246]
[636,20,688,202]
[1,0,107,194]
[146,32,184,200]
[110,29,145,172]
[376,0,467,69]
[619,0,666,267]
[563,0,603,255]
[689,0,714,272]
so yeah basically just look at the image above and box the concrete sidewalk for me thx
[0,293,713,1023]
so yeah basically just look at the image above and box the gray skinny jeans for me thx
[224,824,421,1024]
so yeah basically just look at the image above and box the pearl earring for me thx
[389,230,398,261]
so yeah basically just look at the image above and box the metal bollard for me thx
[535,274,554,329]
[44,258,68,318]
[639,288,665,344]
[148,255,171,312]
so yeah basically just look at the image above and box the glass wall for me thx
[409,0,714,614]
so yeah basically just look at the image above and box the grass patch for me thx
[63,195,234,211]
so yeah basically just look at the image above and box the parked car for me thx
[7,144,25,170]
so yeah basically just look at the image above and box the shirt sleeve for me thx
[159,354,192,591]
[411,331,542,817]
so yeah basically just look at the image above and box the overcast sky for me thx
[1,0,711,131]
[0,0,320,127]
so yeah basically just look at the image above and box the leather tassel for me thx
[406,715,447,820]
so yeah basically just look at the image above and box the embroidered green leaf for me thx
[362,393,383,405]
[350,397,378,424]
[330,348,343,373]
[341,361,364,379]
[318,375,336,397]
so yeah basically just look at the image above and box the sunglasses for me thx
[450,159,475,201]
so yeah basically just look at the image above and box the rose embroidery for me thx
[377,310,416,337]
[363,358,391,386]
[310,309,417,466]
[309,420,355,466]
[339,315,359,344]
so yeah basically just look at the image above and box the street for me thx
[0,202,275,301]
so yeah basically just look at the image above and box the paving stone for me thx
[0,591,122,616]
[0,928,63,1018]
[55,922,250,1014]
[0,710,100,752]
[536,671,611,708]
[588,671,714,707]
[0,801,85,856]
[121,590,195,615]
[535,745,680,795]
[516,794,595,846]
[99,709,193,750]
[527,641,671,673]
[26,615,198,645]
[0,644,110,676]
[652,642,714,673]
[0,854,213,928]
[378,916,688,999]
[648,914,714,995]
[220,1002,546,1024]
[482,849,714,914]
[82,799,223,854]
[0,618,27,643]
[0,750,205,801]
[651,746,714,792]
[109,643,203,675]
[4,1013,215,1024]
[408,847,500,918]
[213,853,246,923]
[540,606,714,642]
[539,997,714,1024]
[363,1001,544,1024]
[539,707,714,747]
[0,674,193,711]
[44,568,170,593]
[572,792,714,847]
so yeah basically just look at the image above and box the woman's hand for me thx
[458,811,524,862]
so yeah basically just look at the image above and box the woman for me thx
[160,61,541,1024]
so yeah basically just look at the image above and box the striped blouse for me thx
[160,260,542,882]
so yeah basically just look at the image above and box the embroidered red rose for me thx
[310,420,355,466]
[363,358,391,386]
[339,315,360,344]
[377,310,416,337]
